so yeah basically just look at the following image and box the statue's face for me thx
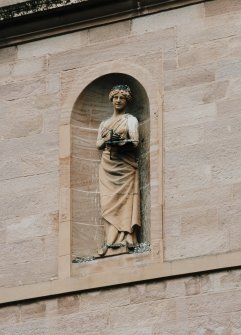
[112,92,127,111]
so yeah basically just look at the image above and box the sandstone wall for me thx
[1,0,241,332]
[0,46,59,287]
[162,0,241,261]
[2,269,241,334]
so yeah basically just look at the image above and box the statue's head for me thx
[109,85,132,102]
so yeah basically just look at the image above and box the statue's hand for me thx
[111,133,122,142]
[105,132,125,146]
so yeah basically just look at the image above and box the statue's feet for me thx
[97,244,108,256]
[125,234,135,248]
[126,242,135,251]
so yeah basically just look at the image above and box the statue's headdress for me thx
[109,85,132,102]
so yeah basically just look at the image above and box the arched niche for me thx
[71,73,150,258]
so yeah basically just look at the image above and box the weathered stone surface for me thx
[0,94,60,140]
[71,126,100,160]
[57,295,80,315]
[71,157,99,191]
[12,57,48,80]
[131,3,204,33]
[72,222,101,257]
[177,34,241,72]
[21,302,47,321]
[35,94,60,110]
[0,237,48,265]
[129,278,186,304]
[44,112,60,136]
[109,299,177,328]
[89,20,131,44]
[205,0,241,16]
[48,28,174,73]
[163,15,241,260]
[164,102,217,128]
[72,190,100,224]
[164,64,216,91]
[186,289,241,317]
[0,321,49,335]
[188,314,231,335]
[227,78,241,99]
[230,312,241,334]
[165,125,204,150]
[0,77,46,100]
[0,305,20,325]
[17,31,88,59]
[164,230,228,260]
[184,277,200,296]
[3,269,241,333]
[217,59,241,80]
[47,73,61,94]
[177,13,241,48]
[164,80,229,113]
[178,40,227,68]
[181,208,218,235]
[0,257,57,287]
[165,184,232,210]
[0,172,58,221]
[0,63,12,83]
[80,286,130,310]
[50,310,109,335]
[5,212,58,243]
[0,133,58,180]
[0,108,43,140]
[0,46,17,64]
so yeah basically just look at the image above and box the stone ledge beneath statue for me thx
[1,250,241,305]
[72,243,152,261]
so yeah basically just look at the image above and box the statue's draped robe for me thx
[97,114,140,242]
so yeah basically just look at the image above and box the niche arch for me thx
[71,73,150,258]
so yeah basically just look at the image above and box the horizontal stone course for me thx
[0,133,58,180]
[48,28,174,73]
[164,80,229,112]
[17,31,88,59]
[2,269,241,333]
[177,12,241,48]
[0,172,58,221]
[4,212,58,243]
[164,230,229,260]
[0,77,46,100]
[0,257,57,288]
[131,3,204,33]
[164,64,216,91]
[89,20,131,44]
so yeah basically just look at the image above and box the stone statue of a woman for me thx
[96,85,140,256]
